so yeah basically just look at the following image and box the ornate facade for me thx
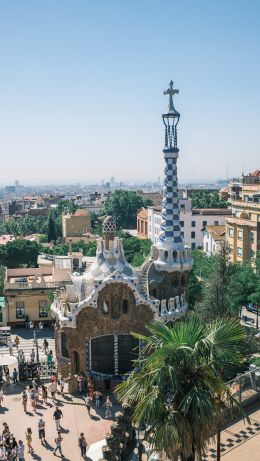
[51,83,192,392]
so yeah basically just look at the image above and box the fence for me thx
[226,365,260,405]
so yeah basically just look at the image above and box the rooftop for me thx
[205,225,226,241]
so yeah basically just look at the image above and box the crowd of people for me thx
[0,335,116,460]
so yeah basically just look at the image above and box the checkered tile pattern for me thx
[159,156,182,243]
[201,421,260,460]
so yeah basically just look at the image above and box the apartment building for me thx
[203,225,226,256]
[148,198,231,248]
[226,171,260,265]
[62,208,92,242]
[3,258,72,326]
[137,207,148,239]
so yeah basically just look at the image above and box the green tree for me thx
[0,240,39,268]
[0,265,5,296]
[102,190,152,229]
[198,243,234,321]
[228,263,257,314]
[188,250,217,307]
[47,213,58,243]
[116,318,247,461]
[188,190,228,209]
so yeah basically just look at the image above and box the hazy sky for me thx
[0,0,259,185]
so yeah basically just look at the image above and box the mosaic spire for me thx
[159,81,182,246]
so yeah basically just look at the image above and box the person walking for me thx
[43,338,49,354]
[12,368,18,385]
[7,339,13,356]
[22,391,28,413]
[104,396,113,418]
[14,336,20,351]
[0,387,3,407]
[38,417,46,445]
[78,433,87,458]
[42,385,48,404]
[48,381,57,400]
[30,349,35,363]
[95,390,102,409]
[59,377,65,396]
[0,442,6,461]
[53,431,63,457]
[53,406,63,431]
[17,440,25,461]
[25,428,33,454]
[84,394,92,417]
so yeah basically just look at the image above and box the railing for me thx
[226,366,260,404]
[4,281,65,290]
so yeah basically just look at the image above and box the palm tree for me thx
[116,318,248,461]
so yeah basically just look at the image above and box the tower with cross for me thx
[149,81,192,281]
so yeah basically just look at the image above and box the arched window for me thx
[61,332,69,358]
[122,299,128,314]
[181,274,186,287]
[164,250,168,259]
[173,250,177,260]
[73,351,80,374]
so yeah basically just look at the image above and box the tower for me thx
[146,81,192,308]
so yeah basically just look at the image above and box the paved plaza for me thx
[202,403,260,461]
[1,382,116,461]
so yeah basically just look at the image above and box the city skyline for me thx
[0,0,259,184]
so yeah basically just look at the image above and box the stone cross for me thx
[163,80,179,112]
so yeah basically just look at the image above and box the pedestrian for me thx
[95,390,102,408]
[59,377,65,396]
[48,381,57,400]
[78,432,87,458]
[84,394,92,417]
[0,387,3,407]
[42,385,48,404]
[22,390,28,413]
[38,417,46,445]
[30,349,35,363]
[43,338,49,354]
[4,367,10,385]
[10,437,18,461]
[53,431,63,457]
[53,406,63,431]
[47,350,53,368]
[29,388,36,413]
[12,368,18,385]
[25,427,33,454]
[34,385,40,407]
[104,396,112,418]
[17,440,25,461]
[0,442,6,461]
[14,335,20,351]
[7,339,13,355]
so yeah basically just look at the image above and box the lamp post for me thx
[135,424,145,461]
[33,329,39,362]
[256,306,259,330]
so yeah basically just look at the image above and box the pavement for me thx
[0,327,56,361]
[0,382,117,461]
[202,403,260,460]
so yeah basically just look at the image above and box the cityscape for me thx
[0,2,260,461]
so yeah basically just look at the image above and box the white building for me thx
[148,200,231,249]
[203,225,226,255]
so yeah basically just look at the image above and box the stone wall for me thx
[56,282,154,392]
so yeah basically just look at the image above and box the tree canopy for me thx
[101,190,152,229]
[0,240,39,268]
[188,190,229,209]
[116,318,246,461]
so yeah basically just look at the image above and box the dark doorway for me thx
[91,335,114,374]
[118,335,139,374]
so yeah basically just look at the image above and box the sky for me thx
[0,0,259,185]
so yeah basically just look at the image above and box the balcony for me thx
[4,280,65,291]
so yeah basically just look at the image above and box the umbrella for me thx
[0,354,17,368]
[87,439,106,461]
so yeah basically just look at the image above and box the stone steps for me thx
[0,329,55,361]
